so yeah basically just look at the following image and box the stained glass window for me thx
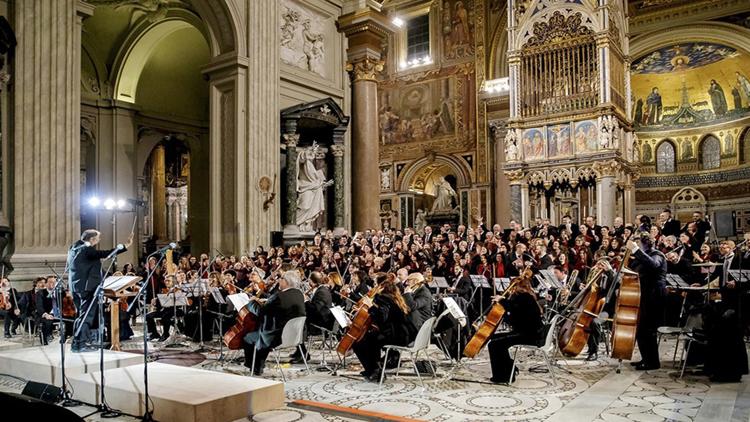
[656,141,675,173]
[701,136,721,170]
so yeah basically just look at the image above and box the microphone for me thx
[157,242,178,254]
[71,241,91,251]
[105,243,125,260]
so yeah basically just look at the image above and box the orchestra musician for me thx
[145,275,178,341]
[403,272,433,333]
[35,277,55,345]
[292,271,333,364]
[486,273,544,384]
[242,270,305,376]
[0,277,21,338]
[626,232,667,370]
[702,240,748,382]
[68,229,132,353]
[353,273,416,382]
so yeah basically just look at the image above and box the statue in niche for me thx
[296,142,333,232]
[431,177,457,212]
[504,129,520,161]
[380,167,391,191]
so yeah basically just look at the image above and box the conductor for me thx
[68,229,132,353]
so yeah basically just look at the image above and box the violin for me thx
[464,268,531,358]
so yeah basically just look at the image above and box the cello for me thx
[223,295,261,350]
[557,265,606,357]
[336,276,385,356]
[463,268,531,358]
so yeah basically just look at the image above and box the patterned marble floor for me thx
[0,330,748,422]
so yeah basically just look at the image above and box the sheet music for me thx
[102,275,141,295]
[539,269,563,289]
[470,275,491,288]
[729,270,750,283]
[330,306,351,328]
[441,297,467,327]
[209,287,225,304]
[226,293,251,312]
[428,277,450,289]
[493,277,510,292]
[157,292,188,307]
[666,274,689,288]
[182,280,210,297]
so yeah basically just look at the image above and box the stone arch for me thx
[110,8,210,103]
[671,187,706,219]
[631,22,750,60]
[514,4,601,51]
[398,154,472,193]
[740,126,750,165]
[488,7,509,79]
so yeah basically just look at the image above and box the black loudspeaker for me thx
[21,381,62,403]
[0,392,82,422]
[714,210,736,238]
[271,231,284,247]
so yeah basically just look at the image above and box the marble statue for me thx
[598,115,620,149]
[296,142,333,231]
[504,129,520,161]
[380,167,391,191]
[431,177,457,212]
[280,3,326,77]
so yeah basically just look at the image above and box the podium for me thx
[102,276,141,351]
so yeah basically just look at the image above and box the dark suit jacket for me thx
[68,240,127,293]
[305,285,333,330]
[452,275,473,303]
[254,287,305,348]
[404,284,432,332]
[35,289,53,318]
[662,219,682,238]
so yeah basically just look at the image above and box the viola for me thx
[62,291,77,318]
[463,268,532,358]
[336,283,383,356]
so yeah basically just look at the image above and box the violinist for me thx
[487,273,543,384]
[353,273,416,382]
[242,271,305,376]
[0,277,20,338]
[341,270,370,305]
[146,275,177,341]
[293,271,333,364]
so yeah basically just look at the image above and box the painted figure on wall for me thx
[548,125,571,157]
[634,98,644,124]
[708,79,728,116]
[574,121,598,153]
[522,129,544,159]
[442,0,474,59]
[681,140,693,160]
[737,71,750,99]
[646,87,662,125]
[724,134,733,154]
[642,143,653,162]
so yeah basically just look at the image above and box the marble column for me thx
[11,1,94,280]
[283,133,299,233]
[338,7,392,232]
[521,184,530,228]
[152,145,167,241]
[330,144,345,234]
[505,170,524,224]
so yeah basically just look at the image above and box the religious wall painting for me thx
[379,74,472,146]
[521,128,545,160]
[441,0,475,61]
[724,134,734,155]
[573,120,598,153]
[547,124,572,158]
[280,0,327,77]
[631,42,750,130]
[681,139,694,160]
[642,142,653,163]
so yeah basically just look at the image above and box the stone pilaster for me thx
[338,7,392,232]
[594,160,620,227]
[283,133,299,233]
[505,170,524,225]
[331,144,345,234]
[11,1,94,280]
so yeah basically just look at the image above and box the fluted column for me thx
[11,1,93,279]
[331,144,345,234]
[338,7,392,231]
[152,145,167,241]
[283,133,299,232]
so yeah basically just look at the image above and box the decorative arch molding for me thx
[136,128,200,176]
[514,5,601,51]
[398,154,473,193]
[670,187,706,214]
[81,35,109,99]
[110,9,209,104]
[488,7,509,79]
[190,0,243,56]
[630,22,750,59]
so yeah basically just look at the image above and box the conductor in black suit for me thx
[68,229,131,353]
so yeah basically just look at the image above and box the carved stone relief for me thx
[280,0,326,77]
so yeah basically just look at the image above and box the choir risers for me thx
[68,362,284,422]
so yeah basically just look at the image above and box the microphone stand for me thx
[126,248,167,422]
[44,258,79,407]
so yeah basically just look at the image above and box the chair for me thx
[310,317,343,372]
[378,316,437,389]
[657,326,686,367]
[678,331,707,378]
[251,316,308,382]
[509,314,561,385]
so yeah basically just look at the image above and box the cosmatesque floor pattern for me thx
[0,332,748,422]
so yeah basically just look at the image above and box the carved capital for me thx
[504,169,525,183]
[593,160,620,178]
[346,57,384,82]
[283,133,300,147]
[330,144,345,157]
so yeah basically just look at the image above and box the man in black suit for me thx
[659,209,682,238]
[68,229,131,352]
[243,271,305,376]
[404,272,433,334]
[293,271,332,363]
[627,233,667,370]
[36,277,56,345]
[583,216,603,252]
[689,211,711,246]
[558,215,580,240]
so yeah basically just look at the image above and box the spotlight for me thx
[116,199,127,209]
[392,17,404,28]
[103,199,116,210]
[88,197,100,208]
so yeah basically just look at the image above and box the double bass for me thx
[463,268,532,358]
[608,248,641,368]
